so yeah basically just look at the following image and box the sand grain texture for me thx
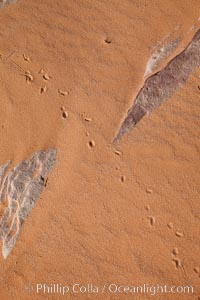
[0,0,199,300]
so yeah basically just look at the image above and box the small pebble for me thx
[194,266,200,274]
[120,175,126,183]
[43,73,51,80]
[62,111,68,119]
[146,188,153,194]
[88,140,95,148]
[167,222,174,229]
[172,248,179,256]
[175,231,184,238]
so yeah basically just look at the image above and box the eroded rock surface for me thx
[0,148,57,258]
[114,29,200,141]
[0,0,17,9]
[144,37,180,77]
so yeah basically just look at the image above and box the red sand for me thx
[0,1,199,299]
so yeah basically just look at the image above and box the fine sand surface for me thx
[0,1,199,299]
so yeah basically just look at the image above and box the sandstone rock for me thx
[0,148,57,258]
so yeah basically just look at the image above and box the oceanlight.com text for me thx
[24,283,194,296]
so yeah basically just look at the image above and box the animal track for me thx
[62,111,68,119]
[88,140,95,148]
[148,216,155,226]
[0,149,57,258]
[172,257,182,269]
[43,73,51,81]
[23,54,31,62]
[24,71,34,83]
[40,86,48,94]
[58,89,68,96]
[175,231,184,238]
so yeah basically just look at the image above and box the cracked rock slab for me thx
[0,148,57,258]
[114,29,200,142]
